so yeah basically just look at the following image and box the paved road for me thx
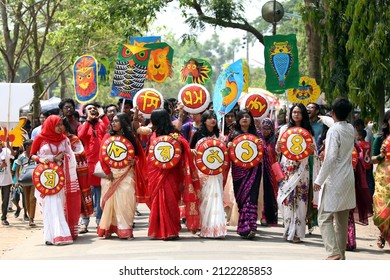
[1,203,389,260]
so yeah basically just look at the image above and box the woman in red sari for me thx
[147,108,201,240]
[62,118,93,227]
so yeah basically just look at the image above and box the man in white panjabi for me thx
[314,97,356,260]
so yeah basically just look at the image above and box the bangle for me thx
[34,156,40,163]
[133,118,139,122]
[377,155,384,161]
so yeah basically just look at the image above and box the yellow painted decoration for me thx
[287,76,321,106]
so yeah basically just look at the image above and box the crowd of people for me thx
[0,95,389,260]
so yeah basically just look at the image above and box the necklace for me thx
[48,142,60,156]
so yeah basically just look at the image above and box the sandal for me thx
[325,254,341,260]
[242,231,256,240]
[29,219,36,227]
[291,236,302,243]
[377,236,385,249]
[163,235,179,241]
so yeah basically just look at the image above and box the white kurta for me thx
[314,121,356,212]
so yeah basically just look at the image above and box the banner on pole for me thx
[264,34,300,94]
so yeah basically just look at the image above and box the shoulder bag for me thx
[18,160,37,186]
[93,161,107,178]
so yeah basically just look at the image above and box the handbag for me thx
[93,161,106,178]
[18,160,37,186]
[271,161,286,182]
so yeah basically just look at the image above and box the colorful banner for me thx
[97,58,112,87]
[213,59,244,122]
[110,44,151,100]
[242,58,250,93]
[0,117,28,147]
[264,34,300,93]
[180,57,213,85]
[73,54,98,104]
[130,36,161,46]
[144,42,174,83]
[287,76,321,105]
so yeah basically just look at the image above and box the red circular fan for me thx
[229,134,263,168]
[195,138,229,175]
[148,134,182,169]
[33,162,65,196]
[101,135,135,169]
[280,127,313,161]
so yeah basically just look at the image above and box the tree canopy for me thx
[0,0,388,125]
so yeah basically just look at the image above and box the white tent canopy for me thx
[21,96,62,113]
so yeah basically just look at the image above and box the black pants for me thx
[1,184,11,221]
[366,166,375,198]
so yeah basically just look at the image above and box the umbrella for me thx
[21,96,62,113]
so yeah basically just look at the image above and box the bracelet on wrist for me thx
[377,155,384,161]
[34,156,40,163]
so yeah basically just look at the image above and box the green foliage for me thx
[249,67,266,89]
[346,0,390,121]
[319,0,351,101]
[48,0,166,60]
[0,60,6,81]
[208,0,245,20]
[300,0,325,31]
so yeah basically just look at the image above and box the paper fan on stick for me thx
[287,76,320,106]
[180,57,212,85]
[247,88,280,110]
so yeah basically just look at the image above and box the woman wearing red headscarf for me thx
[30,115,81,245]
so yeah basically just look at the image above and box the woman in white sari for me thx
[97,113,147,239]
[276,103,317,243]
[190,110,227,238]
[30,115,80,245]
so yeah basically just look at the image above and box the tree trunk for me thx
[322,0,335,74]
[0,1,22,83]
[60,70,66,99]
[305,22,322,85]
